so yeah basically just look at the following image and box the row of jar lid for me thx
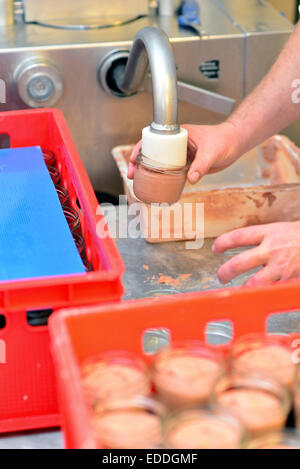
[42,149,92,272]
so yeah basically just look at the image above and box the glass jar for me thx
[81,351,151,406]
[295,364,300,431]
[63,206,81,233]
[83,258,93,272]
[55,185,70,207]
[143,328,170,355]
[72,232,86,257]
[152,340,224,410]
[205,321,233,346]
[246,430,300,449]
[231,333,295,389]
[92,396,166,449]
[48,165,61,185]
[164,405,247,449]
[133,152,189,205]
[212,370,291,438]
[42,148,56,167]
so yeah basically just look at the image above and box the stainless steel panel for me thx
[215,0,293,95]
[245,31,291,95]
[24,0,149,22]
[0,6,240,51]
[0,0,13,26]
[172,35,244,101]
[215,0,297,146]
[215,0,293,33]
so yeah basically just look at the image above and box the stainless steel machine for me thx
[0,0,294,196]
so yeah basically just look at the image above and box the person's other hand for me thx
[212,221,300,287]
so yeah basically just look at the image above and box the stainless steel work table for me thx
[117,234,300,334]
[1,231,300,448]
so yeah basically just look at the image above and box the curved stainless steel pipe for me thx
[120,26,179,134]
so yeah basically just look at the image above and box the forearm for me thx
[228,21,300,156]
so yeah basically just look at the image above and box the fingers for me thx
[187,138,198,164]
[182,122,241,184]
[127,162,135,179]
[182,125,210,184]
[217,247,267,284]
[127,141,141,180]
[188,153,234,182]
[183,124,223,184]
[187,151,213,184]
[130,140,141,164]
[212,225,271,254]
[243,266,281,287]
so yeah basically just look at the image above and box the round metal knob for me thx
[16,59,63,108]
[27,75,55,102]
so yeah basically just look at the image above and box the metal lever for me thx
[177,80,235,116]
[144,75,235,117]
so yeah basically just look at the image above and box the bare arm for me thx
[186,22,300,287]
[184,21,300,183]
[228,21,300,155]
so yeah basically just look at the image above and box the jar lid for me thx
[136,152,190,175]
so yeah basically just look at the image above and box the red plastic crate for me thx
[0,109,124,433]
[49,282,300,448]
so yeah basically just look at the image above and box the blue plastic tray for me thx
[0,146,85,281]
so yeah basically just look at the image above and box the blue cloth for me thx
[178,0,201,26]
[0,146,85,281]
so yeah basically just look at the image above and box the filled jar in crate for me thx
[212,370,291,438]
[92,396,166,449]
[246,430,300,449]
[81,351,151,406]
[230,333,296,389]
[152,341,224,409]
[164,405,247,449]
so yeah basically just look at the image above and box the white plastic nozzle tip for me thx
[141,126,188,167]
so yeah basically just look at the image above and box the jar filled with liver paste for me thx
[81,351,151,406]
[133,153,189,205]
[164,406,247,449]
[212,370,291,438]
[92,396,166,449]
[152,341,224,410]
[246,430,300,449]
[231,333,296,390]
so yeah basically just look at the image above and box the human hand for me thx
[182,122,241,183]
[127,121,241,183]
[212,221,300,287]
